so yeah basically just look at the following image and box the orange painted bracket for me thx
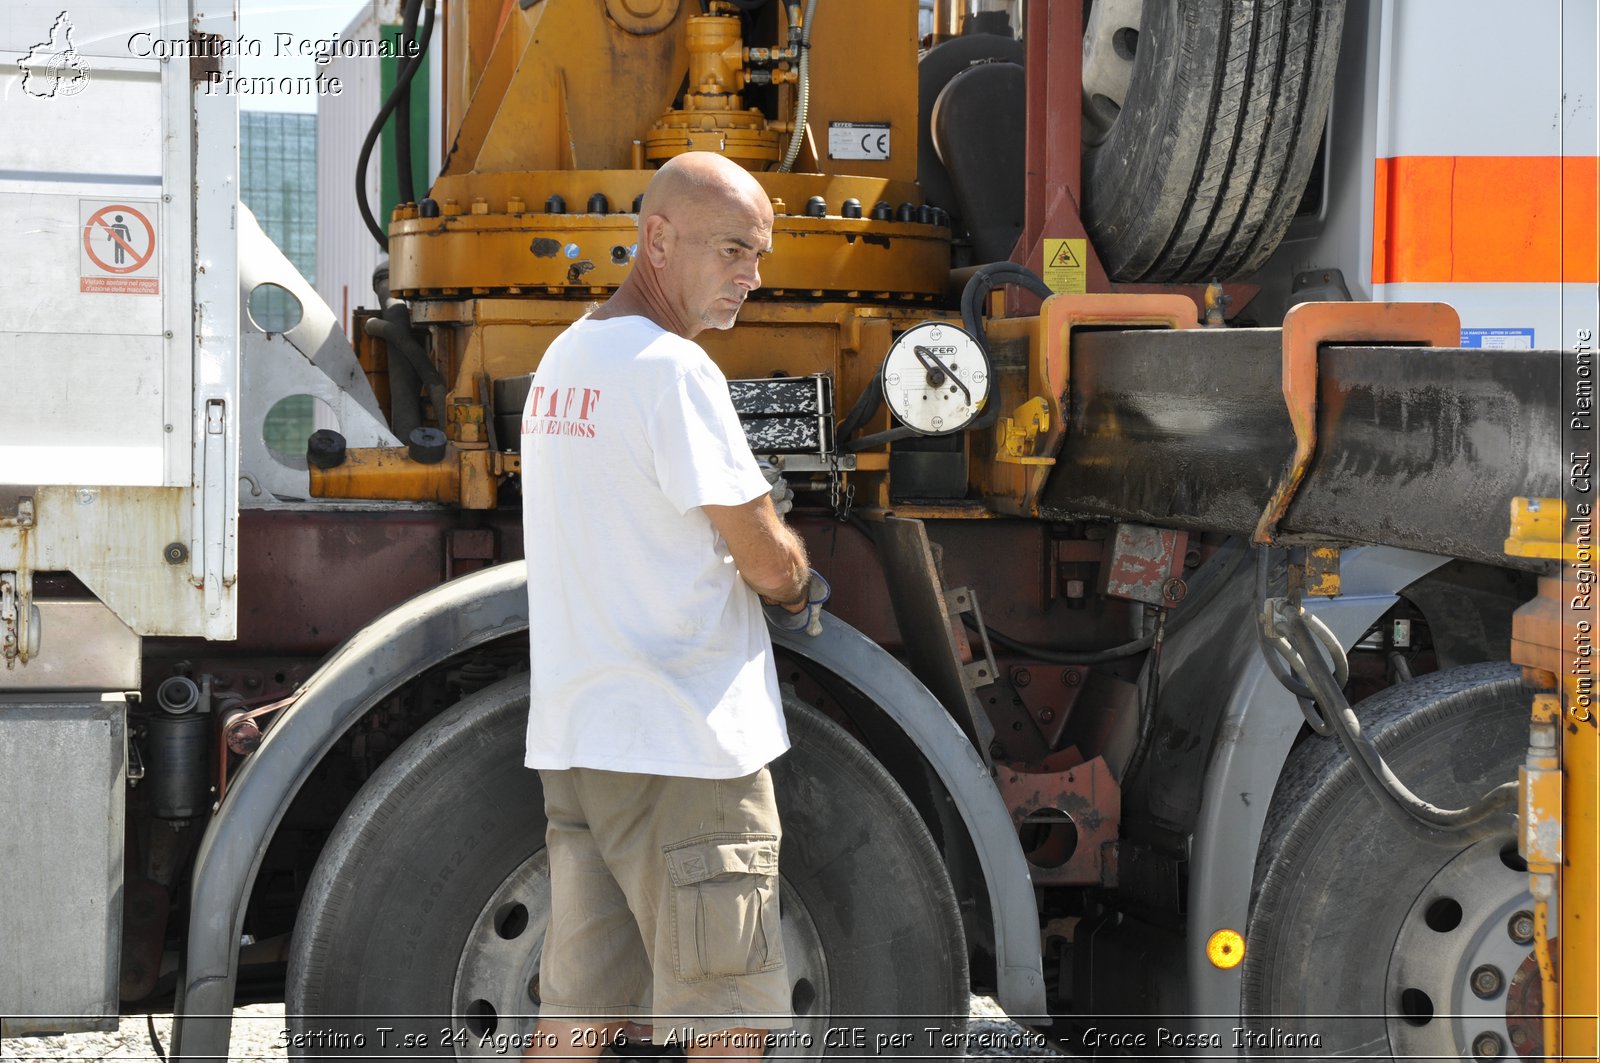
[1253,301,1462,545]
[1040,292,1199,412]
[987,293,1198,517]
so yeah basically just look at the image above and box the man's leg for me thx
[573,768,793,1061]
[524,769,652,1060]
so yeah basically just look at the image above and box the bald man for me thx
[519,152,811,1060]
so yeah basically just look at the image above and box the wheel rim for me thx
[1080,0,1143,145]
[452,850,832,1059]
[1385,836,1554,1060]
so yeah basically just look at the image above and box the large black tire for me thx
[287,677,969,1058]
[1240,663,1544,1059]
[1082,0,1345,282]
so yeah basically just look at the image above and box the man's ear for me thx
[641,213,672,269]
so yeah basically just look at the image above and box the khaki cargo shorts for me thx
[536,765,793,1040]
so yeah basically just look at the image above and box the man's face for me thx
[662,198,773,334]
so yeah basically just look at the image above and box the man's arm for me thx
[703,494,809,609]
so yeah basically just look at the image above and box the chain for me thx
[826,452,854,521]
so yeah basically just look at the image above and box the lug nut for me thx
[1470,964,1504,999]
[1508,910,1535,945]
[1471,1031,1504,1060]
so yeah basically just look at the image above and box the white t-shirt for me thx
[520,315,790,778]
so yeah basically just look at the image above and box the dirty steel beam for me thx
[1038,328,1561,566]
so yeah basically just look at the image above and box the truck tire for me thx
[1240,663,1544,1059]
[286,677,969,1058]
[1081,0,1344,282]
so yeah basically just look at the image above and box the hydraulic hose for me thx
[960,262,1054,353]
[394,0,421,207]
[778,0,817,173]
[1271,598,1517,845]
[356,0,436,247]
[365,303,447,431]
[963,613,1154,666]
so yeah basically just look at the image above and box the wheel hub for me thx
[451,850,831,1059]
[1385,837,1554,1061]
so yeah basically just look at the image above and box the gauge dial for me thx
[881,322,991,435]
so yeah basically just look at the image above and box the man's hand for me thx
[757,460,794,516]
[762,569,830,636]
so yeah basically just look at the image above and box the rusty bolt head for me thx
[1510,1029,1529,1048]
[1162,577,1188,604]
[1013,668,1032,687]
[1508,911,1535,945]
[1472,1031,1504,1060]
[1063,670,1082,687]
[1470,964,1504,999]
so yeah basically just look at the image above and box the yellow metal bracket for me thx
[994,397,1055,466]
[1507,496,1600,1060]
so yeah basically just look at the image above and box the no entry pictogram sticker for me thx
[80,199,159,294]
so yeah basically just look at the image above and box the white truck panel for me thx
[0,0,238,649]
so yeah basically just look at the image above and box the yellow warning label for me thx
[1042,238,1087,294]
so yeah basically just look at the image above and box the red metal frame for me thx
[1009,0,1110,298]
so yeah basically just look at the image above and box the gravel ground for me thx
[2,998,1064,1062]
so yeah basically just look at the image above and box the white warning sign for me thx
[80,199,159,295]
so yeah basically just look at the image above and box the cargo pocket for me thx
[664,833,783,982]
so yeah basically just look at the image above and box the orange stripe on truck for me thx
[1372,155,1599,284]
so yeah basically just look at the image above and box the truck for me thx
[1,0,1594,1059]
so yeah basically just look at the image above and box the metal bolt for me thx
[1014,669,1032,687]
[1470,964,1504,999]
[1162,577,1188,604]
[1038,708,1055,723]
[1471,1031,1503,1060]
[1510,1029,1529,1049]
[1508,911,1535,945]
[1063,671,1082,687]
[76,488,97,506]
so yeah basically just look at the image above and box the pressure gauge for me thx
[881,322,991,435]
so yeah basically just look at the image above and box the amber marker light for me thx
[1206,929,1245,969]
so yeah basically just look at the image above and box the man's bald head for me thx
[640,152,771,230]
[595,152,773,338]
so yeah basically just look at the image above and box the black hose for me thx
[394,0,421,207]
[964,612,1154,665]
[835,374,882,445]
[1276,602,1517,845]
[384,333,423,439]
[365,304,446,430]
[356,0,435,247]
[958,538,1246,666]
[1122,607,1168,783]
[960,262,1054,353]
